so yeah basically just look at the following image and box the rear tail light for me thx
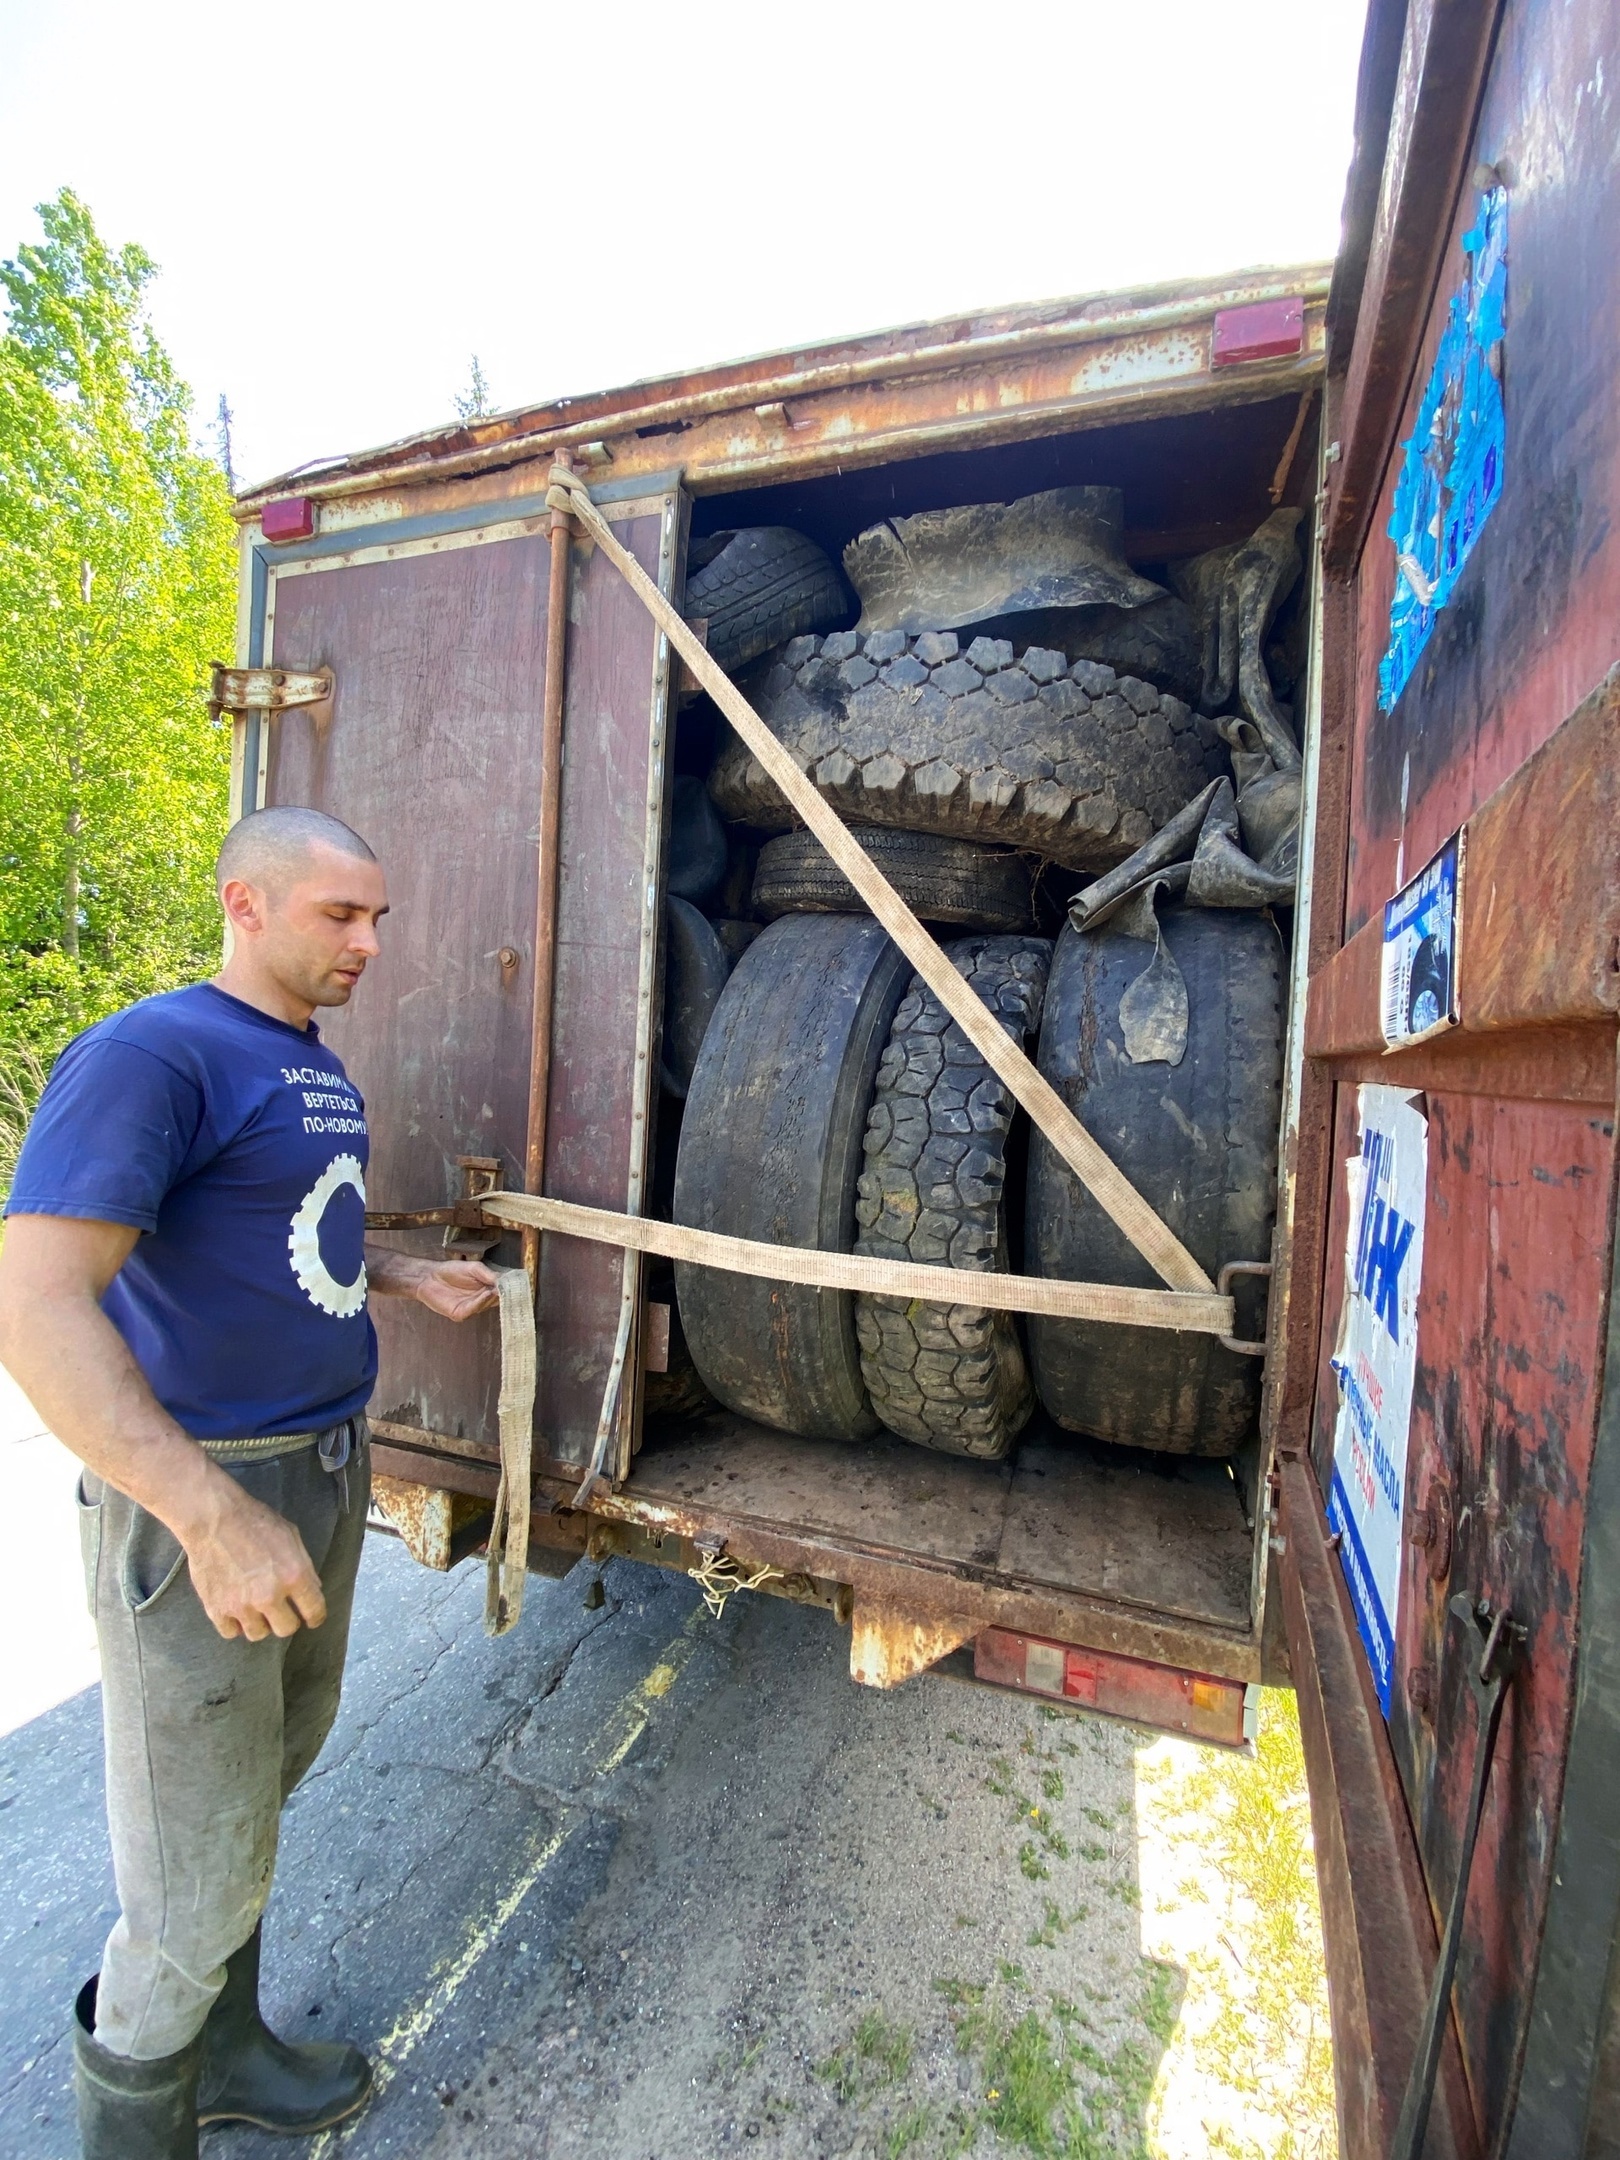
[261,496,317,543]
[1211,296,1305,367]
[974,1626,1258,1748]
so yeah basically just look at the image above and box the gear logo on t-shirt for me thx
[289,1153,368,1317]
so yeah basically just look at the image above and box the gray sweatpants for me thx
[77,1422,371,2061]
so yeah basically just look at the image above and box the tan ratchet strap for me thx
[545,464,1214,1296]
[484,1265,537,1635]
[480,1192,1235,1337]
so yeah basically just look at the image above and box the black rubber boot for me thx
[74,1976,201,2159]
[197,1924,372,2133]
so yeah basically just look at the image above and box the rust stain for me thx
[238,272,1328,521]
[849,1601,976,1690]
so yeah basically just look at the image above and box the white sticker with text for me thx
[1327,1085,1427,1718]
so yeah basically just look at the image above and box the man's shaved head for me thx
[217,807,377,896]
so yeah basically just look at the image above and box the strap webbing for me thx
[484,1266,537,1635]
[545,464,1214,1298]
[481,1191,1234,1336]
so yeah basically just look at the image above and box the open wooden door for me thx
[1266,1,1620,2154]
[248,476,684,1477]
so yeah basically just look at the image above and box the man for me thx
[0,806,499,2160]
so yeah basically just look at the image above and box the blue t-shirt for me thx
[6,982,377,1439]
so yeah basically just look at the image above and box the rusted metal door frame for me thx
[1272,0,1620,2147]
[1504,1153,1620,2151]
[1261,1,1510,2135]
[1260,415,1478,2159]
[1321,0,1508,578]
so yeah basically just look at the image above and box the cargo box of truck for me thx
[227,0,1620,2145]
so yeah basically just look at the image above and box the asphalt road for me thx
[0,1397,1334,2159]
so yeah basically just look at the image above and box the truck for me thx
[223,0,1620,2149]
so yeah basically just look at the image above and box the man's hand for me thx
[364,1245,500,1321]
[180,1477,328,1641]
[413,1257,501,1321]
[0,1215,330,1644]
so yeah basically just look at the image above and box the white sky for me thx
[0,0,1368,490]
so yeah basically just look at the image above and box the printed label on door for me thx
[1327,1086,1428,1717]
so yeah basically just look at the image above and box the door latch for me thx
[365,1156,504,1256]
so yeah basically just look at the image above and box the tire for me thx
[660,896,732,1100]
[644,1297,716,1421]
[964,594,1204,707]
[754,826,1032,932]
[854,936,1052,1458]
[666,773,728,904]
[709,628,1224,872]
[683,528,851,677]
[673,913,912,1438]
[1026,907,1284,1456]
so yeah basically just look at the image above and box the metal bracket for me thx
[446,1156,503,1256]
[1217,1259,1274,1356]
[1390,1594,1528,2160]
[364,1156,504,1255]
[208,663,333,723]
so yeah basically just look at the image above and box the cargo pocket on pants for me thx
[75,1473,102,1619]
[120,1504,188,1616]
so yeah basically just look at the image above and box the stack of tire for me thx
[663,520,1285,1465]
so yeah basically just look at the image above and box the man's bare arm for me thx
[364,1247,500,1321]
[0,1214,328,1643]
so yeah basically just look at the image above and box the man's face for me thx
[223,843,391,1009]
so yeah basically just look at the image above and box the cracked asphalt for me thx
[1,1371,1336,2159]
[1,1501,1194,2160]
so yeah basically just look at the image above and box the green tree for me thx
[0,189,236,1130]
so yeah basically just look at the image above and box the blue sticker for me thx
[1379,187,1508,712]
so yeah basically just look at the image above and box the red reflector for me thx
[1211,297,1305,367]
[974,1626,1253,1747]
[261,495,317,542]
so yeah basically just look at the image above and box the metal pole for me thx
[522,449,574,1294]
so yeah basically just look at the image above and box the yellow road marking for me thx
[589,1603,710,1775]
[309,1599,714,2149]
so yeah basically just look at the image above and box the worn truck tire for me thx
[1026,908,1284,1456]
[854,936,1052,1458]
[964,594,1204,706]
[666,773,729,904]
[660,896,732,1099]
[753,825,1032,932]
[673,913,912,1438]
[683,528,851,677]
[709,629,1223,872]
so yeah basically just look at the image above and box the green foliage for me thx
[1166,1692,1338,2152]
[944,1960,1180,2159]
[453,353,493,422]
[0,189,236,1110]
[817,2010,914,2102]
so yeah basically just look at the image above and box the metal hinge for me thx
[208,663,333,723]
